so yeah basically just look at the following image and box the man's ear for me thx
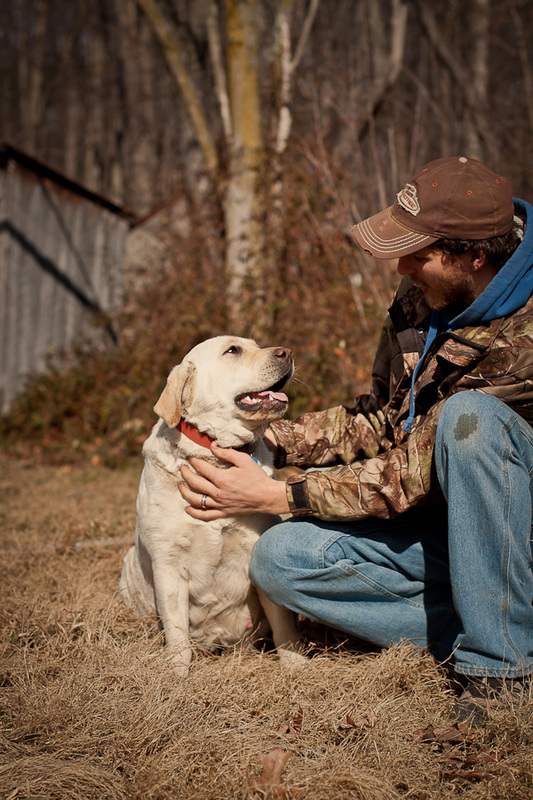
[471,248,487,271]
[153,361,196,428]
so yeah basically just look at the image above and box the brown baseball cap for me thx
[352,156,514,259]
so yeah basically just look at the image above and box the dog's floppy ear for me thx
[153,361,196,428]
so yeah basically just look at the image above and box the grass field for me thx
[1,454,532,800]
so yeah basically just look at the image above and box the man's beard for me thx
[427,265,477,311]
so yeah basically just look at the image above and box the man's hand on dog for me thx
[179,442,290,520]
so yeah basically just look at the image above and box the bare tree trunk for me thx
[113,0,158,214]
[131,0,225,277]
[263,0,319,320]
[510,0,533,133]
[83,23,107,193]
[224,0,265,328]
[64,77,82,179]
[18,0,48,151]
[120,0,318,327]
[465,0,490,159]
[207,1,233,143]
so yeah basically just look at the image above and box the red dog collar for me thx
[176,418,215,450]
[176,418,254,455]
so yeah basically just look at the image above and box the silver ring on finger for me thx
[201,494,208,510]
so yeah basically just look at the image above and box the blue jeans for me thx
[250,392,533,678]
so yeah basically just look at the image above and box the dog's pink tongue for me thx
[257,390,288,402]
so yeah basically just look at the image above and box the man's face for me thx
[397,247,476,310]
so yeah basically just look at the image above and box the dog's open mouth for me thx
[235,376,290,413]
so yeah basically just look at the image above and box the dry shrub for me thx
[2,456,533,800]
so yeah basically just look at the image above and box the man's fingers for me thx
[185,506,225,521]
[179,481,224,519]
[179,445,266,520]
[187,446,249,474]
[211,442,247,465]
[180,463,213,494]
[179,478,215,506]
[183,458,218,483]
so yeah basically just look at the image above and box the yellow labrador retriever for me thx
[119,336,304,676]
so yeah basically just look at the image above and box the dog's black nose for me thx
[273,347,293,362]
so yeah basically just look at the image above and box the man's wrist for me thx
[286,474,312,517]
[269,479,290,515]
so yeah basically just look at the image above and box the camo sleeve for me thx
[270,402,384,469]
[280,398,443,521]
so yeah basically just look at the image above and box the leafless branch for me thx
[291,0,320,72]
[207,0,233,143]
[134,0,219,172]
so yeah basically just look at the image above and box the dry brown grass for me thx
[2,454,533,800]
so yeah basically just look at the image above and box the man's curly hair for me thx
[432,213,525,271]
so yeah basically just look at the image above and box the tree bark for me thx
[465,0,490,159]
[223,0,265,327]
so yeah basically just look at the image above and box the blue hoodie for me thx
[403,198,533,432]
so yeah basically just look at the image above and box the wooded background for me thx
[2,0,533,457]
[3,0,533,314]
[4,0,533,206]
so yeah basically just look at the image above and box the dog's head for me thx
[153,336,294,446]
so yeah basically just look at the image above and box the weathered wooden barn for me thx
[0,145,132,414]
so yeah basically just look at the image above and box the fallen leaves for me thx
[412,721,476,746]
[270,707,303,741]
[412,722,517,783]
[246,708,303,799]
[247,748,292,799]
[345,708,378,730]
[332,707,380,741]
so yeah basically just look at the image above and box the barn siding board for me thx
[0,146,131,415]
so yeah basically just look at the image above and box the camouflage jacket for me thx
[270,276,533,521]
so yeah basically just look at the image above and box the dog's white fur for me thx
[119,336,304,676]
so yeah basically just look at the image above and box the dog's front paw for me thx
[166,647,192,677]
[172,661,191,678]
[277,646,307,672]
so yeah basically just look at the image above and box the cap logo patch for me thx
[396,183,420,216]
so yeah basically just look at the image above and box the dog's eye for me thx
[223,345,242,355]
